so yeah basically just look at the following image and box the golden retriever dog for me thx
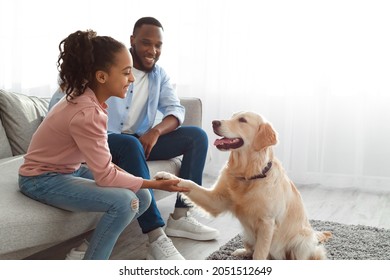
[155,111,331,260]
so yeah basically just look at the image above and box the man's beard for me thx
[130,46,155,73]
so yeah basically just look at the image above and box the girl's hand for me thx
[142,179,190,192]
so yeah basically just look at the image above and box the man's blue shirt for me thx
[106,64,185,135]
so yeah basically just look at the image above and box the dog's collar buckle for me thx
[237,161,273,181]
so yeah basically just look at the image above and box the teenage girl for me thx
[18,30,187,260]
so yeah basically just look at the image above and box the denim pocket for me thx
[19,173,57,202]
[19,175,40,201]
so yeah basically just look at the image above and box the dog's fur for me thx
[155,111,331,260]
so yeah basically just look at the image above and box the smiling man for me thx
[104,17,219,260]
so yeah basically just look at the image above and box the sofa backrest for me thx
[0,117,13,158]
[180,97,202,127]
[0,90,49,158]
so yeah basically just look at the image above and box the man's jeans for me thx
[19,165,151,260]
[107,126,208,233]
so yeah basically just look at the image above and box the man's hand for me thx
[139,115,179,159]
[138,128,160,159]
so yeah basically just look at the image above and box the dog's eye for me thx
[238,117,247,123]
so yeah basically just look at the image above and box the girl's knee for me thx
[130,198,139,212]
[115,189,151,215]
[113,189,139,214]
[136,189,152,214]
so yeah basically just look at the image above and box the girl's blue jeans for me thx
[19,165,151,260]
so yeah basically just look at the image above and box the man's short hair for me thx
[133,17,164,34]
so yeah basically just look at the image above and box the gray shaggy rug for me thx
[206,220,390,260]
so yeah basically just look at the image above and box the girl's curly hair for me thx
[57,30,126,101]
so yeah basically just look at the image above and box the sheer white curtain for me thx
[1,0,390,191]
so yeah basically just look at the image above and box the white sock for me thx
[76,239,89,252]
[172,207,189,220]
[147,227,165,243]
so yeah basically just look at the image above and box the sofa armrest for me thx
[180,97,202,127]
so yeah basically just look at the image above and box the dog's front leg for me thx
[252,219,275,260]
[154,171,228,216]
[183,183,228,217]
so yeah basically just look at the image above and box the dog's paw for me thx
[154,172,199,191]
[232,248,252,257]
[316,230,332,243]
[178,179,199,189]
[154,171,180,181]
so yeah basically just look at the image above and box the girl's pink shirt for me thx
[19,88,143,192]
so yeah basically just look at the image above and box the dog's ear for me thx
[253,123,278,151]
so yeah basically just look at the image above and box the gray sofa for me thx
[0,89,203,260]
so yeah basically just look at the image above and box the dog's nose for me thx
[212,120,221,129]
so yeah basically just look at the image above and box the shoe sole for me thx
[165,228,219,241]
[146,253,185,260]
[146,254,155,260]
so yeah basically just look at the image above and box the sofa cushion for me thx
[0,118,12,159]
[0,155,102,257]
[0,90,49,155]
[0,155,181,258]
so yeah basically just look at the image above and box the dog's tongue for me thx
[214,137,237,146]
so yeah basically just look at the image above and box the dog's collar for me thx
[236,161,273,181]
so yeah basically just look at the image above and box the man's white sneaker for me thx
[165,213,220,241]
[146,235,185,260]
[65,240,88,260]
